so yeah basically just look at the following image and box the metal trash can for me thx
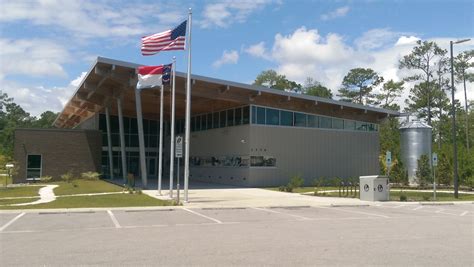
[359,175,390,201]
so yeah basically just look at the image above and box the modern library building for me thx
[13,57,399,187]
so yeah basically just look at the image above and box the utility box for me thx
[359,175,390,201]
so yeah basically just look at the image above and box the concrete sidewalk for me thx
[143,187,374,208]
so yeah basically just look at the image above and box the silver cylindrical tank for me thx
[400,120,432,185]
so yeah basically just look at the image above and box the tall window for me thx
[27,154,42,179]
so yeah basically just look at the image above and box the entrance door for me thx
[147,157,157,177]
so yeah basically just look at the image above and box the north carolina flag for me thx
[136,64,172,89]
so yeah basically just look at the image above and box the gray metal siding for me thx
[189,125,250,186]
[248,125,380,187]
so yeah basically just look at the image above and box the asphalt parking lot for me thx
[1,203,472,266]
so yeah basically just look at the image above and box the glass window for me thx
[320,117,332,128]
[26,154,42,179]
[266,108,279,125]
[149,120,158,135]
[307,115,319,128]
[235,108,242,125]
[344,120,356,130]
[356,121,368,131]
[243,106,250,124]
[250,156,276,167]
[99,114,106,131]
[143,119,149,135]
[149,135,157,147]
[213,112,219,129]
[368,123,377,131]
[251,106,257,124]
[111,116,119,133]
[130,118,138,134]
[112,134,120,146]
[219,111,226,127]
[294,112,306,127]
[227,109,234,126]
[280,111,293,126]
[257,107,265,124]
[196,116,201,131]
[191,117,196,132]
[332,118,344,129]
[207,113,213,130]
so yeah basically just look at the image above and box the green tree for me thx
[436,152,452,185]
[415,154,432,187]
[32,111,58,128]
[399,40,447,125]
[302,77,332,98]
[338,68,383,105]
[454,49,474,152]
[253,70,302,92]
[376,80,404,111]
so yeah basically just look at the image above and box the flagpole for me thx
[169,57,176,198]
[158,84,164,195]
[184,8,192,202]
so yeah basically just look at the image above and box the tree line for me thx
[253,40,473,187]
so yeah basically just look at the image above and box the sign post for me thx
[175,136,183,203]
[385,151,392,176]
[432,153,438,200]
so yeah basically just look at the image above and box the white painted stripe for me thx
[413,206,423,210]
[460,211,468,216]
[327,207,390,218]
[435,209,443,213]
[392,205,405,209]
[182,208,222,224]
[251,207,311,221]
[0,212,25,232]
[107,210,121,228]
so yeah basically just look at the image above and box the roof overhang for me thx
[54,56,400,128]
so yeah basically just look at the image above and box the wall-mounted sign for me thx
[175,136,183,158]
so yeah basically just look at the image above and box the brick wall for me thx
[13,129,102,183]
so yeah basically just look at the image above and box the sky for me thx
[0,0,473,116]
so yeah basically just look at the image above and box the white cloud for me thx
[0,72,86,117]
[395,36,420,46]
[0,0,170,39]
[200,0,275,28]
[213,50,239,68]
[320,6,350,21]
[246,27,474,109]
[0,38,70,77]
[244,42,271,60]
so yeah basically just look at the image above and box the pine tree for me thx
[338,68,383,105]
[415,154,432,187]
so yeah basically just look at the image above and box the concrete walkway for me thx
[13,185,59,206]
[143,187,375,208]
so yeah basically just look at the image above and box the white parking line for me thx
[107,210,121,228]
[413,206,423,211]
[251,207,311,221]
[326,207,390,218]
[0,212,25,232]
[460,211,468,216]
[182,208,223,224]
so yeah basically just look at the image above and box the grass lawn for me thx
[0,197,40,206]
[314,190,474,201]
[0,186,41,198]
[0,175,13,187]
[53,180,124,196]
[0,193,174,210]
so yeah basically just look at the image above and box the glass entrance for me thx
[147,157,157,177]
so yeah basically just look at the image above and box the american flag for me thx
[141,20,187,56]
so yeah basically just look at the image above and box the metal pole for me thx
[433,166,436,201]
[450,41,459,199]
[158,85,164,195]
[117,97,127,184]
[135,88,148,188]
[169,57,176,197]
[177,158,180,204]
[184,8,192,202]
[105,105,114,180]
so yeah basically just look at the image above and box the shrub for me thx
[415,154,432,187]
[422,195,430,201]
[278,185,286,192]
[81,171,101,181]
[60,171,74,183]
[40,176,53,183]
[400,194,407,201]
[285,175,304,192]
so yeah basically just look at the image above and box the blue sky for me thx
[1,0,473,116]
